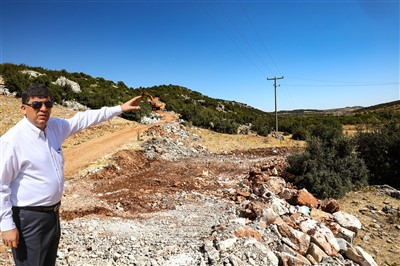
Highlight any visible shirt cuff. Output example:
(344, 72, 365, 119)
(111, 105, 123, 115)
(1, 217, 16, 232)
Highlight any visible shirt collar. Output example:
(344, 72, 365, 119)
(22, 116, 46, 139)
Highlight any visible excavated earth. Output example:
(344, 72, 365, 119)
(62, 147, 291, 220)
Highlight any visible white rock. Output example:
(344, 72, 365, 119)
(333, 211, 362, 233)
(54, 76, 81, 93)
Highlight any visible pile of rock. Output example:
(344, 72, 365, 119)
(56, 196, 237, 266)
(373, 184, 400, 200)
(208, 162, 379, 266)
(141, 113, 162, 125)
(141, 122, 207, 161)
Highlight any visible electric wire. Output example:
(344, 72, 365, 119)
(201, 3, 266, 76)
(285, 76, 398, 86)
(217, 2, 297, 111)
(217, 2, 274, 75)
(236, 1, 296, 110)
(284, 83, 398, 87)
(238, 1, 282, 77)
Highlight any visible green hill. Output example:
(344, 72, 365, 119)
(0, 63, 273, 135)
(1, 63, 398, 136)
(356, 100, 400, 113)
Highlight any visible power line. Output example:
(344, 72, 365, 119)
(217, 2, 273, 75)
(284, 83, 398, 87)
(201, 4, 266, 75)
(238, 1, 282, 77)
(285, 76, 398, 84)
(216, 3, 269, 75)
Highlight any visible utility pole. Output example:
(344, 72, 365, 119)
(267, 76, 284, 134)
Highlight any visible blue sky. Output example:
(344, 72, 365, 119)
(1, 0, 399, 112)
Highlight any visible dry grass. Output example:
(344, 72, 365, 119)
(338, 187, 400, 265)
(194, 128, 305, 153)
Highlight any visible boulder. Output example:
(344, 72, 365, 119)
(277, 252, 312, 266)
(309, 209, 333, 224)
(277, 222, 311, 255)
(342, 242, 378, 266)
(289, 189, 319, 208)
(265, 176, 287, 194)
(328, 222, 356, 243)
(333, 211, 362, 234)
(320, 198, 340, 213)
(307, 242, 328, 263)
(299, 219, 340, 256)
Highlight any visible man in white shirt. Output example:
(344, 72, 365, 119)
(0, 83, 144, 265)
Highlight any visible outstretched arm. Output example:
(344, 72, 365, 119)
(121, 95, 143, 112)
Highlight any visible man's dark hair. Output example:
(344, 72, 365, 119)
(22, 84, 51, 104)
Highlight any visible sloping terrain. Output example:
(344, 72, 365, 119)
(0, 95, 399, 265)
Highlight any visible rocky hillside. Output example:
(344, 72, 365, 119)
(0, 94, 399, 266)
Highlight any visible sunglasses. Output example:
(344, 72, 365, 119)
(24, 100, 54, 109)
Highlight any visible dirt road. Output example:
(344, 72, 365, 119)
(63, 112, 176, 178)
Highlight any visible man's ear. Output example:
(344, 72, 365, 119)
(20, 104, 27, 115)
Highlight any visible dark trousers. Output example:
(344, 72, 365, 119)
(12, 208, 61, 266)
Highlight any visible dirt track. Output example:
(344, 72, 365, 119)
(63, 112, 176, 178)
(64, 125, 150, 178)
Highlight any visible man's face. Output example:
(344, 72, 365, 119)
(21, 96, 53, 131)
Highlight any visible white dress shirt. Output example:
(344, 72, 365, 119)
(0, 106, 122, 231)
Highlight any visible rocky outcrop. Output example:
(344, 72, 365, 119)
(0, 75, 16, 96)
(20, 69, 45, 78)
(54, 76, 81, 93)
(62, 100, 88, 111)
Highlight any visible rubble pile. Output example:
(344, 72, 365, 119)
(202, 163, 379, 266)
(141, 113, 162, 125)
(141, 123, 207, 161)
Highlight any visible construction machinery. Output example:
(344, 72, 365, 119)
(141, 91, 166, 110)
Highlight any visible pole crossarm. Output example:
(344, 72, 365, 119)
(267, 76, 284, 134)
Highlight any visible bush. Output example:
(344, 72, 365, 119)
(291, 126, 309, 140)
(355, 121, 400, 189)
(287, 127, 368, 199)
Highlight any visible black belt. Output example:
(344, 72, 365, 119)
(13, 201, 61, 212)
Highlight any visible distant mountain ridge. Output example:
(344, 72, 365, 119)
(278, 106, 364, 116)
(356, 100, 400, 113)
(278, 100, 399, 116)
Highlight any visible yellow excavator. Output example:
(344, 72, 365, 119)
(141, 91, 166, 110)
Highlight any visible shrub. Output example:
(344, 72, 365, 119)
(355, 120, 400, 189)
(291, 126, 309, 140)
(287, 127, 368, 199)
